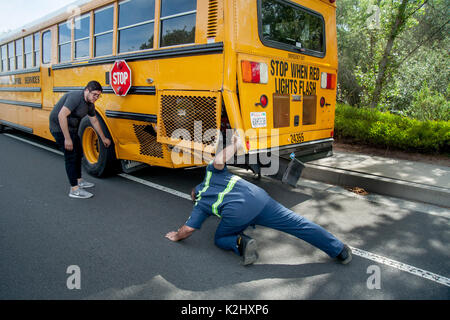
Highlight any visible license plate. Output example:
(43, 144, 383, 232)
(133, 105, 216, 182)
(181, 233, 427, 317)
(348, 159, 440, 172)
(250, 112, 267, 128)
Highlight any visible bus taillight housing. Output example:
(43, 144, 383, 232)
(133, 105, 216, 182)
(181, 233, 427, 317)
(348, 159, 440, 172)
(321, 72, 336, 89)
(241, 60, 268, 84)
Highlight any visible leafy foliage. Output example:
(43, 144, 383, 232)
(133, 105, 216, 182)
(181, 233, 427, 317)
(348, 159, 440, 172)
(335, 103, 450, 153)
(336, 0, 449, 120)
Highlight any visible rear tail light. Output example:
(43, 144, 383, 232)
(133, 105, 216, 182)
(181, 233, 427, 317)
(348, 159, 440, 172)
(320, 97, 326, 107)
(246, 140, 251, 151)
(258, 95, 268, 108)
(321, 72, 336, 89)
(241, 60, 268, 84)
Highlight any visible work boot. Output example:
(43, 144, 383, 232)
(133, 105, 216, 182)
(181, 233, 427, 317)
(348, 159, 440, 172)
(336, 244, 352, 264)
(237, 234, 258, 266)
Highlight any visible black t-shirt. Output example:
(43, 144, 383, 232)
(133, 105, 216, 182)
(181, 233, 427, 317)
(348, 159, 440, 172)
(49, 90, 96, 133)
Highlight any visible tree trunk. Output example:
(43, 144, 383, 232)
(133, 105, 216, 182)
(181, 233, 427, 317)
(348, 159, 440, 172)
(370, 0, 409, 109)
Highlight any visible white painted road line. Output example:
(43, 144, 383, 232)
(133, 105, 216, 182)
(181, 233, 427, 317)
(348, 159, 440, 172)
(118, 173, 192, 201)
(4, 132, 450, 288)
(350, 247, 450, 287)
(5, 133, 63, 156)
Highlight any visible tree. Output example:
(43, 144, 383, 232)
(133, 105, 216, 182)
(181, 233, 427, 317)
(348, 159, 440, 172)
(370, 0, 409, 109)
(336, 0, 449, 116)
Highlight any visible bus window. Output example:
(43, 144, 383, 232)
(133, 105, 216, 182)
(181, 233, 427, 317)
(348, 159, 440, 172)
(58, 21, 72, 62)
(34, 32, 40, 67)
(94, 5, 114, 57)
(24, 35, 33, 68)
(75, 13, 90, 59)
(118, 0, 155, 53)
(42, 31, 52, 64)
(259, 0, 325, 56)
(160, 0, 196, 47)
(7, 42, 14, 70)
(1, 45, 6, 72)
(15, 39, 23, 70)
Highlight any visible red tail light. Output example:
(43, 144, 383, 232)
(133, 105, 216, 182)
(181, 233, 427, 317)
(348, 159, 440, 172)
(321, 72, 336, 90)
(241, 60, 268, 84)
(260, 95, 268, 107)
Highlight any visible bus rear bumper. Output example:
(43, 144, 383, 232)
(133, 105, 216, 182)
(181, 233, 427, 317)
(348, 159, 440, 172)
(235, 138, 334, 187)
(260, 137, 334, 163)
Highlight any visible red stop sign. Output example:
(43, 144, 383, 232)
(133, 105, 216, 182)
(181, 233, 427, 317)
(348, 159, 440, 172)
(110, 60, 132, 96)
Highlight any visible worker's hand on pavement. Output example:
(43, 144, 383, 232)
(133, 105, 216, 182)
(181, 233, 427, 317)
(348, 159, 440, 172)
(165, 231, 179, 242)
(165, 225, 195, 241)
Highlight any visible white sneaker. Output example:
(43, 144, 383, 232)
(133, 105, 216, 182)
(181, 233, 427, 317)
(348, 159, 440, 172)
(69, 188, 93, 199)
(78, 179, 95, 188)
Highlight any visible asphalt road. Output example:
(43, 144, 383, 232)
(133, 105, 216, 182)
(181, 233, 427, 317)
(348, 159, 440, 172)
(0, 129, 449, 300)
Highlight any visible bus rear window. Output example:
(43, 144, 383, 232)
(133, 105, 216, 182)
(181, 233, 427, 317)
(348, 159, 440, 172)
(259, 0, 325, 56)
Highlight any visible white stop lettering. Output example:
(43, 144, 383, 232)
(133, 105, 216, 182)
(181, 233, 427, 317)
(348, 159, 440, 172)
(113, 72, 129, 85)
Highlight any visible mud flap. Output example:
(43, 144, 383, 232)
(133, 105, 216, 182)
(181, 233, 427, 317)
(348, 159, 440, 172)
(120, 160, 148, 174)
(269, 155, 305, 187)
(282, 157, 305, 187)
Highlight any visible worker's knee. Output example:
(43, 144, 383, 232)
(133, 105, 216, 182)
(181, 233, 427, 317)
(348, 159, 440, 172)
(214, 234, 238, 252)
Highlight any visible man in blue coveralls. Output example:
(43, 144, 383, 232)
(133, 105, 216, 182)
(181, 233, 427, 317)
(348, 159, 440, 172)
(165, 133, 352, 265)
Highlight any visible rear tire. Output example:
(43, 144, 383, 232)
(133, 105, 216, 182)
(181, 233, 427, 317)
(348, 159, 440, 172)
(79, 115, 118, 177)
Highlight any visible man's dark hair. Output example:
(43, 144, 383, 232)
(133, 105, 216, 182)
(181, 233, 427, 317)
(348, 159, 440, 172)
(85, 80, 103, 92)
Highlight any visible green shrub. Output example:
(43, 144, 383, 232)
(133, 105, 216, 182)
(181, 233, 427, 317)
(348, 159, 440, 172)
(406, 82, 450, 121)
(335, 104, 450, 153)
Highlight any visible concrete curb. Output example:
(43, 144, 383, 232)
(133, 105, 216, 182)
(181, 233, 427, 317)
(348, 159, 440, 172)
(302, 163, 450, 208)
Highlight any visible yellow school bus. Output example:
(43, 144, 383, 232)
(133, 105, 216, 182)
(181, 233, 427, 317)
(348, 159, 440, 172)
(0, 0, 337, 183)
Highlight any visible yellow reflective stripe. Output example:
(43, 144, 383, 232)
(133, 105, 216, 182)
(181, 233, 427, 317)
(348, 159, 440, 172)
(212, 175, 241, 217)
(195, 170, 212, 206)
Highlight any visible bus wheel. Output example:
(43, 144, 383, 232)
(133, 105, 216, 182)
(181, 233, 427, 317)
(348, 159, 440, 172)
(79, 116, 118, 177)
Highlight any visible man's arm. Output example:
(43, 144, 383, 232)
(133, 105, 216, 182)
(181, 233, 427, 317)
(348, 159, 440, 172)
(89, 115, 111, 148)
(165, 225, 196, 242)
(213, 132, 243, 170)
(58, 106, 74, 151)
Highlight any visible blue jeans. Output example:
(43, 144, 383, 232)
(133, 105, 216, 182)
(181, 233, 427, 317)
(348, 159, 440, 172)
(214, 197, 344, 258)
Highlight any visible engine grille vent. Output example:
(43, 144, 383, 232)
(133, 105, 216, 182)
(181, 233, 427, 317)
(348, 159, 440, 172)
(133, 124, 164, 158)
(157, 92, 221, 153)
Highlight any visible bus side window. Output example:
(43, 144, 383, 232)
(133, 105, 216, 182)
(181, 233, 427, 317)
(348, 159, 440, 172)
(1, 45, 7, 72)
(42, 31, 52, 64)
(33, 32, 40, 67)
(8, 42, 15, 70)
(118, 0, 155, 53)
(15, 39, 23, 70)
(24, 35, 33, 68)
(94, 5, 114, 57)
(58, 21, 71, 62)
(74, 13, 90, 59)
(160, 0, 196, 47)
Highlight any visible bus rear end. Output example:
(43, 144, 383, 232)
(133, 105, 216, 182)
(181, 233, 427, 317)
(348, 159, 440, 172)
(229, 0, 337, 183)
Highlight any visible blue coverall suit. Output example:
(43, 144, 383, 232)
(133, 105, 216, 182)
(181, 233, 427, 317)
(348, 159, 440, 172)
(186, 163, 344, 258)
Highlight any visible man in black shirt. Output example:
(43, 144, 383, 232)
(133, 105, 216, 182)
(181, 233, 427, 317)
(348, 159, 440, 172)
(49, 81, 111, 199)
